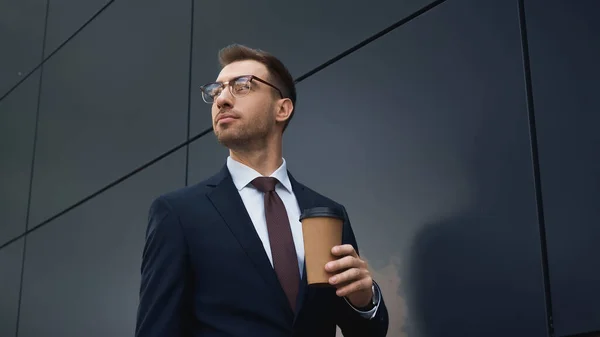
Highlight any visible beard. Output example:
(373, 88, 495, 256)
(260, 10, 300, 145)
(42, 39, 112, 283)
(214, 114, 273, 151)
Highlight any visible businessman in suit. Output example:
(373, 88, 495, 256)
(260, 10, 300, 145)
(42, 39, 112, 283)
(135, 44, 388, 337)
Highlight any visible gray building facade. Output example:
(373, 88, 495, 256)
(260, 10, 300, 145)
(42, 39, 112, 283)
(1, 0, 599, 336)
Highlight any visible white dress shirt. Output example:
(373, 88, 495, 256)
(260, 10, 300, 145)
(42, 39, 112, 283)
(226, 156, 380, 319)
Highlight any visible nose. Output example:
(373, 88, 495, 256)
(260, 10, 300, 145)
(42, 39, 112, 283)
(215, 86, 234, 110)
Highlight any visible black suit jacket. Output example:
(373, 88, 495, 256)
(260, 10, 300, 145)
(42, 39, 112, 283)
(135, 165, 389, 337)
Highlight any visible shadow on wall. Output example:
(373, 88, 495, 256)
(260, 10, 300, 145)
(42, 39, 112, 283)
(402, 115, 548, 337)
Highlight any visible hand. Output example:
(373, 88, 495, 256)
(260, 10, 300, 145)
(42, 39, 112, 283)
(325, 244, 373, 308)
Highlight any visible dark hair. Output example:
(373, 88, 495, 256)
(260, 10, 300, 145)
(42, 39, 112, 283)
(218, 44, 297, 131)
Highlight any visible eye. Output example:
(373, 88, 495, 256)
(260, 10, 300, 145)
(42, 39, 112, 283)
(205, 83, 223, 97)
(232, 77, 251, 94)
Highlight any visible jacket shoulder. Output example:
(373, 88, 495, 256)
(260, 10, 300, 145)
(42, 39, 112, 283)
(151, 169, 223, 210)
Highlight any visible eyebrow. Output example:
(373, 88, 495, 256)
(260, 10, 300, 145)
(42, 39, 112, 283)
(215, 75, 241, 82)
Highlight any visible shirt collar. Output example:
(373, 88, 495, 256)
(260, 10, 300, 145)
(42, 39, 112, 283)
(226, 156, 293, 193)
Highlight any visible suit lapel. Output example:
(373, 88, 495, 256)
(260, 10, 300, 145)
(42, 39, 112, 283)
(206, 166, 294, 319)
(289, 172, 344, 324)
(288, 172, 317, 318)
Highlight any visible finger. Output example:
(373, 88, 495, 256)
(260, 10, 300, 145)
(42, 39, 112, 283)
(335, 277, 372, 297)
(329, 267, 362, 286)
(331, 244, 358, 257)
(325, 255, 362, 273)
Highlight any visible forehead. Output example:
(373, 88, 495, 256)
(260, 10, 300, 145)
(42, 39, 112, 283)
(216, 60, 270, 82)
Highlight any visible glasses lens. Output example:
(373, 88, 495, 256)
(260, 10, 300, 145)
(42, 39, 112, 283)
(201, 83, 222, 103)
(231, 76, 251, 96)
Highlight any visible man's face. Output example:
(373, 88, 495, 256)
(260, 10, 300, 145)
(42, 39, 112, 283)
(210, 60, 279, 149)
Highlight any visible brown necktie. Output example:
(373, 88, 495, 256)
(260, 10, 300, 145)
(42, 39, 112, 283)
(251, 177, 300, 311)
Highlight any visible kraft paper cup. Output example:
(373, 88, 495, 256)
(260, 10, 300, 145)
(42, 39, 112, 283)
(300, 207, 345, 286)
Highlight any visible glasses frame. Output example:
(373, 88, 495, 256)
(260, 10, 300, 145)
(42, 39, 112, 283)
(200, 75, 284, 104)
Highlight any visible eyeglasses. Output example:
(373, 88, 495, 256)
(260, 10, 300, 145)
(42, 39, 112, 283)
(200, 75, 283, 104)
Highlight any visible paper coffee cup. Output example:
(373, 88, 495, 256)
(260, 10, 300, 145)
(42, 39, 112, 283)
(300, 207, 345, 286)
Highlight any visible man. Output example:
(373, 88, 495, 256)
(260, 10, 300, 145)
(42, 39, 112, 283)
(135, 44, 389, 337)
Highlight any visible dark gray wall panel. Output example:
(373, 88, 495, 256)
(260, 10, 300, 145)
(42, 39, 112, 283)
(0, 0, 46, 99)
(0, 239, 24, 337)
(187, 134, 230, 185)
(525, 1, 600, 336)
(43, 0, 110, 56)
(189, 0, 434, 136)
(0, 71, 39, 245)
(281, 1, 548, 336)
(18, 149, 185, 337)
(28, 0, 190, 227)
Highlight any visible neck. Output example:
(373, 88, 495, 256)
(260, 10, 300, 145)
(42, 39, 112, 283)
(229, 134, 284, 176)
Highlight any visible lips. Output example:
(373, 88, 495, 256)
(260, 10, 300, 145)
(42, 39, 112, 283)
(216, 113, 238, 124)
(218, 117, 236, 124)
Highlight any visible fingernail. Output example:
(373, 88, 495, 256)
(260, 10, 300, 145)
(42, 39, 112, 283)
(330, 276, 337, 284)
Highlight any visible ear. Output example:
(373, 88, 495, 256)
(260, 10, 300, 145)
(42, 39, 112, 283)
(275, 98, 294, 123)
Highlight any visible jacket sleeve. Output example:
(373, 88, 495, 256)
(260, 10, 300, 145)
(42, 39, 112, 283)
(334, 206, 389, 337)
(135, 196, 192, 337)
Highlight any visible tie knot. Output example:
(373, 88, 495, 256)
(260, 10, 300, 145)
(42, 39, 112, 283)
(251, 177, 278, 193)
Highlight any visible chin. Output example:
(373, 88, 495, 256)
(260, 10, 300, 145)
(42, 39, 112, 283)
(215, 130, 241, 147)
(218, 131, 267, 150)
